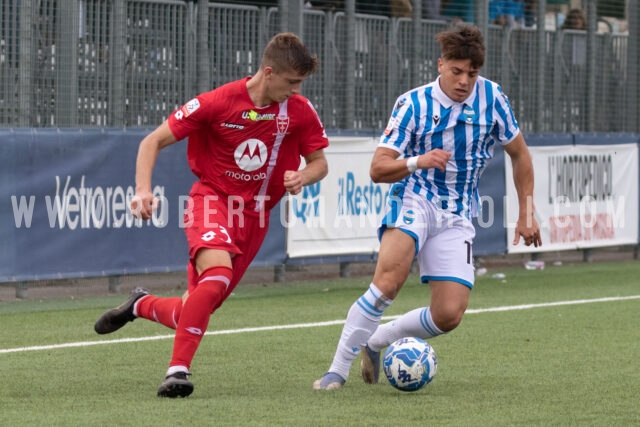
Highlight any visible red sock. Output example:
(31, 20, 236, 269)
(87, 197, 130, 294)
(136, 296, 183, 330)
(169, 266, 233, 370)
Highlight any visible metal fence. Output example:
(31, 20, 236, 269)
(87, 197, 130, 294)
(1, 0, 638, 132)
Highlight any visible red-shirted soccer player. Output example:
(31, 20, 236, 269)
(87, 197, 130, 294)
(94, 33, 329, 398)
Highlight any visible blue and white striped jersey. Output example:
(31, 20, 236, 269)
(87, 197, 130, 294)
(379, 75, 520, 219)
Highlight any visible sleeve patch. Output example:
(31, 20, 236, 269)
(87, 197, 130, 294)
(176, 98, 200, 120)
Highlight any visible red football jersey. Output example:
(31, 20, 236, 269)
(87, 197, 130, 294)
(167, 77, 329, 212)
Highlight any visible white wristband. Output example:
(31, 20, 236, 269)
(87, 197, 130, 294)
(406, 156, 419, 173)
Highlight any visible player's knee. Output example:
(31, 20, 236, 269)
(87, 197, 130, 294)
(373, 281, 403, 300)
(372, 274, 407, 300)
(431, 307, 465, 332)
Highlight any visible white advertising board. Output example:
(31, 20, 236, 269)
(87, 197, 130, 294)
(505, 144, 639, 253)
(285, 137, 390, 258)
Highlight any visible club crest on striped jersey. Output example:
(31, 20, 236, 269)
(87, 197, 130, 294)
(463, 106, 476, 123)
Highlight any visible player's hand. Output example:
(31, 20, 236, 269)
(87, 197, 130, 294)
(419, 149, 451, 172)
(131, 190, 158, 220)
(284, 170, 303, 195)
(513, 215, 542, 247)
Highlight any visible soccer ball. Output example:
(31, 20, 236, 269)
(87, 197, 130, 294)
(383, 337, 437, 392)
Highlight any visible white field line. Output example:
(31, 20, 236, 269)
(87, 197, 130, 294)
(2, 295, 639, 355)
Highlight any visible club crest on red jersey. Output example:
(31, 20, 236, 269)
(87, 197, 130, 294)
(277, 115, 289, 134)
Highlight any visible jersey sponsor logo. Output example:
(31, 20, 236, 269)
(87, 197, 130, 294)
(227, 139, 269, 181)
(224, 170, 267, 181)
(221, 122, 245, 130)
(234, 139, 268, 172)
(242, 110, 276, 121)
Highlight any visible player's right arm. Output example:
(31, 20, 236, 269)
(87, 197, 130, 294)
(131, 121, 179, 220)
(369, 147, 450, 184)
(372, 92, 450, 183)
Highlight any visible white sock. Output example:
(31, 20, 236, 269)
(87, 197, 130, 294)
(132, 295, 149, 318)
(166, 365, 189, 376)
(327, 283, 393, 380)
(367, 306, 444, 352)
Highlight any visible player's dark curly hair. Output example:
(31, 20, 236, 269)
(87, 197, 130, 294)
(436, 24, 485, 69)
(261, 32, 319, 76)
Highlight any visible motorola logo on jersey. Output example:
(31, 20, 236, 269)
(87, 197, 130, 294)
(226, 139, 269, 182)
(234, 139, 268, 172)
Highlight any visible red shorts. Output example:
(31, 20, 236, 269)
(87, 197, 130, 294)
(183, 182, 270, 297)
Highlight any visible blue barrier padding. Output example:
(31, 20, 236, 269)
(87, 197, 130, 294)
(0, 128, 285, 282)
(1, 129, 637, 282)
(473, 146, 507, 256)
(523, 133, 574, 146)
(573, 133, 640, 145)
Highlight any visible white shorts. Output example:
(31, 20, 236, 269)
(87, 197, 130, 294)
(380, 183, 476, 288)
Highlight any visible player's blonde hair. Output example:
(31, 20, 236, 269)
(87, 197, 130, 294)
(261, 32, 319, 76)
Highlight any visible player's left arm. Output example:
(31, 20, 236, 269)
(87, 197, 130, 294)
(503, 132, 542, 247)
(284, 149, 328, 195)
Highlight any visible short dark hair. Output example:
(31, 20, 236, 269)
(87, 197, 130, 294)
(436, 24, 485, 70)
(561, 8, 586, 30)
(261, 32, 319, 76)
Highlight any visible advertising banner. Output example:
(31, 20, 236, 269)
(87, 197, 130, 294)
(5, 129, 636, 281)
(0, 129, 285, 282)
(505, 144, 639, 253)
(286, 137, 390, 258)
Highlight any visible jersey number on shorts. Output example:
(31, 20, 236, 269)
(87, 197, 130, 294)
(201, 226, 232, 244)
(464, 240, 472, 265)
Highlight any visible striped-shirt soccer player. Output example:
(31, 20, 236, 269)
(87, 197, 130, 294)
(380, 75, 519, 220)
(315, 23, 542, 391)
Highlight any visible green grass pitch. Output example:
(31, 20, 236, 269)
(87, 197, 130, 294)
(1, 260, 639, 426)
